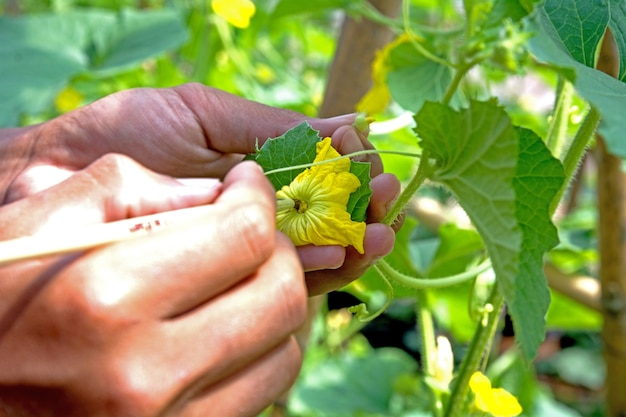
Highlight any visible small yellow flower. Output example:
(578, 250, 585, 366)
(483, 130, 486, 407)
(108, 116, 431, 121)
(469, 372, 522, 417)
(211, 0, 256, 29)
(356, 33, 420, 115)
(276, 138, 366, 254)
(54, 86, 83, 113)
(432, 336, 454, 388)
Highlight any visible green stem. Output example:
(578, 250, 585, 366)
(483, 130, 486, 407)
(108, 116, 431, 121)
(402, 0, 453, 68)
(375, 258, 491, 289)
(550, 106, 601, 215)
(445, 285, 504, 417)
(441, 61, 477, 106)
(545, 76, 574, 159)
(416, 290, 443, 417)
(383, 150, 432, 226)
(262, 149, 422, 177)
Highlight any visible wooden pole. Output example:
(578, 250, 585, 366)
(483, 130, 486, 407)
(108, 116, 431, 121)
(596, 30, 626, 417)
(318, 0, 401, 117)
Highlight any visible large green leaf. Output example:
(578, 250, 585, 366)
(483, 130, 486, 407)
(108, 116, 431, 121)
(416, 99, 521, 307)
(90, 8, 188, 76)
(608, 0, 626, 82)
(290, 348, 418, 415)
(542, 0, 609, 68)
(511, 127, 565, 356)
(386, 42, 453, 112)
(0, 8, 187, 127)
(529, 3, 626, 157)
(416, 100, 561, 359)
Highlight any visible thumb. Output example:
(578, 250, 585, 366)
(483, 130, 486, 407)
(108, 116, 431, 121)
(173, 84, 357, 154)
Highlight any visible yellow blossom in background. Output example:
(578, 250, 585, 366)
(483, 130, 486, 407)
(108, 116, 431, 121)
(276, 137, 366, 254)
(432, 336, 454, 388)
(54, 86, 83, 113)
(356, 33, 420, 115)
(211, 0, 255, 29)
(469, 372, 522, 417)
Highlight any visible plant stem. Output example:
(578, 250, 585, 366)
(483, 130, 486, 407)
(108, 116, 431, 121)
(445, 285, 504, 417)
(545, 76, 574, 160)
(550, 106, 601, 215)
(375, 258, 491, 289)
(416, 290, 444, 417)
(383, 150, 432, 226)
(401, 0, 453, 68)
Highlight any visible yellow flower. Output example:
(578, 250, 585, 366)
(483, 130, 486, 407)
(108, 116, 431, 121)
(276, 137, 366, 254)
(469, 372, 522, 417)
(54, 86, 83, 113)
(211, 0, 256, 29)
(356, 33, 420, 115)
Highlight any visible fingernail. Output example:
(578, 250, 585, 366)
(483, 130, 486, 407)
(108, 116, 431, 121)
(175, 178, 222, 199)
(176, 177, 222, 189)
(325, 113, 356, 123)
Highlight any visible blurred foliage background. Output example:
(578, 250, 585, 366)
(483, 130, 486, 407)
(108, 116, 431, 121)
(0, 1, 617, 417)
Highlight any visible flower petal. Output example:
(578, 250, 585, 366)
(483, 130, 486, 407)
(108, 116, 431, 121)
(276, 138, 367, 254)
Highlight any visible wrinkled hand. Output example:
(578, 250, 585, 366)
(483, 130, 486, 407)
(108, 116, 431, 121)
(0, 83, 400, 294)
(0, 157, 306, 417)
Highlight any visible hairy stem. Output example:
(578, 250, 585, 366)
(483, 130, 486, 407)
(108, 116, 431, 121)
(550, 106, 601, 215)
(445, 285, 504, 417)
(383, 150, 432, 226)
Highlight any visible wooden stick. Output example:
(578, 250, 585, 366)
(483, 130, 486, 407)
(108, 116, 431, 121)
(0, 204, 215, 267)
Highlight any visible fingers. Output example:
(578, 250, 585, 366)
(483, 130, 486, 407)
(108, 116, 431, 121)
(178, 337, 302, 417)
(367, 173, 402, 224)
(330, 125, 384, 177)
(157, 234, 306, 396)
(85, 233, 306, 416)
(304, 223, 396, 295)
(0, 153, 221, 239)
(63, 161, 278, 318)
(301, 173, 401, 294)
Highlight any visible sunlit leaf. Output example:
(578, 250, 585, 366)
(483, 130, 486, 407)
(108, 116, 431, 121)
(529, 3, 626, 156)
(542, 0, 609, 68)
(290, 348, 418, 415)
(416, 100, 562, 359)
(511, 127, 565, 357)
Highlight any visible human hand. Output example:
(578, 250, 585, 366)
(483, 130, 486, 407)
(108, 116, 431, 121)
(1, 83, 400, 294)
(0, 156, 307, 417)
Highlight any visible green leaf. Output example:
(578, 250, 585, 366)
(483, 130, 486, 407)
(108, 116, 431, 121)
(542, 0, 609, 68)
(529, 6, 626, 157)
(386, 42, 453, 112)
(608, 0, 626, 81)
(511, 127, 565, 357)
(416, 99, 522, 340)
(290, 348, 418, 415)
(426, 224, 484, 278)
(251, 122, 320, 189)
(416, 100, 561, 359)
(347, 161, 373, 222)
(485, 0, 535, 28)
(0, 8, 187, 127)
(91, 8, 188, 76)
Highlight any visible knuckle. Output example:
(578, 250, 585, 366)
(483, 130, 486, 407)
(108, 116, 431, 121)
(100, 353, 168, 417)
(230, 204, 275, 261)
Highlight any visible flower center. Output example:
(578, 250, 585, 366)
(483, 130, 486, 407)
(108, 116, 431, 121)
(294, 198, 308, 214)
